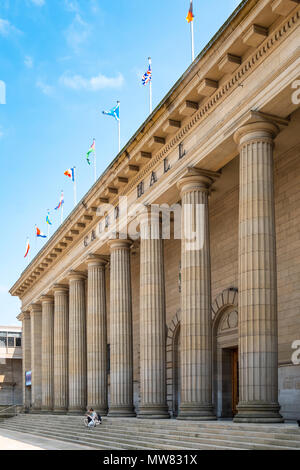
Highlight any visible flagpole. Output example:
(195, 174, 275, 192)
(148, 57, 152, 114)
(61, 192, 64, 225)
(190, 20, 195, 62)
(74, 167, 77, 207)
(117, 101, 120, 152)
(93, 143, 97, 183)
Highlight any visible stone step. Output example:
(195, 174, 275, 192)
(10, 415, 300, 440)
(1, 420, 299, 451)
(0, 422, 241, 450)
(3, 418, 300, 449)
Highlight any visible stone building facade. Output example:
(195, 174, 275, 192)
(0, 327, 22, 406)
(11, 0, 300, 422)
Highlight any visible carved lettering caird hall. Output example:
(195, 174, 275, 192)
(84, 142, 186, 247)
(137, 142, 185, 198)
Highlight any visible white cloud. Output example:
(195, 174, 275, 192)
(30, 0, 45, 5)
(65, 13, 90, 52)
(64, 0, 79, 13)
(0, 18, 21, 36)
(36, 79, 54, 95)
(24, 55, 34, 68)
(60, 72, 124, 91)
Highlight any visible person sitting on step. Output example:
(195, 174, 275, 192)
(86, 408, 98, 428)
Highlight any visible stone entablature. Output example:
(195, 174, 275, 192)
(10, 0, 300, 303)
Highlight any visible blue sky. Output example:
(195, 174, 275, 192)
(0, 0, 241, 325)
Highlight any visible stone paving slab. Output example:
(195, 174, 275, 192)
(0, 429, 95, 450)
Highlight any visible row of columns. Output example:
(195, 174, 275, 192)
(20, 117, 283, 422)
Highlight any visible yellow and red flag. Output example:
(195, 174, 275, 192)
(24, 238, 30, 258)
(186, 0, 194, 23)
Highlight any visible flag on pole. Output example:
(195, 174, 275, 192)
(35, 226, 47, 238)
(55, 191, 64, 211)
(142, 64, 152, 86)
(65, 167, 77, 205)
(64, 167, 75, 181)
(24, 239, 30, 258)
(102, 102, 120, 121)
(46, 211, 52, 225)
(186, 0, 194, 22)
(86, 140, 95, 166)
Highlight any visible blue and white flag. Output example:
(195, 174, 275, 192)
(102, 102, 120, 121)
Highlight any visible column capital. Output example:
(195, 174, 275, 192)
(29, 303, 42, 314)
(52, 284, 69, 294)
(234, 120, 280, 147)
(40, 295, 54, 304)
(108, 238, 132, 251)
(177, 167, 220, 195)
(85, 253, 108, 268)
(67, 270, 87, 282)
(18, 310, 30, 321)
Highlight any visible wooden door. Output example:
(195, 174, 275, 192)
(232, 348, 239, 416)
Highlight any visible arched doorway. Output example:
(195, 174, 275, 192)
(166, 288, 239, 419)
(166, 310, 181, 418)
(212, 288, 239, 418)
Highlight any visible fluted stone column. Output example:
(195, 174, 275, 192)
(68, 271, 87, 414)
(108, 239, 135, 417)
(234, 118, 283, 423)
(139, 208, 169, 418)
(53, 285, 69, 413)
(30, 303, 42, 411)
(177, 168, 219, 420)
(19, 311, 31, 411)
(41, 295, 54, 412)
(86, 255, 108, 415)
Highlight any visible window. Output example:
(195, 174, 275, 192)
(7, 332, 21, 348)
(0, 333, 6, 348)
(1, 332, 22, 348)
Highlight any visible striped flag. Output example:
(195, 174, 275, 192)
(86, 140, 95, 166)
(186, 0, 194, 23)
(55, 191, 64, 211)
(35, 226, 47, 239)
(64, 167, 75, 182)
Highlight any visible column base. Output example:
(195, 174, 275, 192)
(41, 408, 54, 414)
(108, 406, 136, 417)
(138, 405, 170, 419)
(177, 404, 217, 421)
(87, 405, 108, 416)
(234, 403, 284, 423)
(53, 408, 68, 414)
(31, 408, 42, 414)
(67, 407, 87, 415)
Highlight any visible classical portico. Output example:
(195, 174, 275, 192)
(13, 0, 300, 422)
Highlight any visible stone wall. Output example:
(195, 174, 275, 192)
(0, 358, 22, 405)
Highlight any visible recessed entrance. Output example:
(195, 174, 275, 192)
(173, 325, 181, 417)
(213, 307, 239, 418)
(232, 347, 239, 416)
